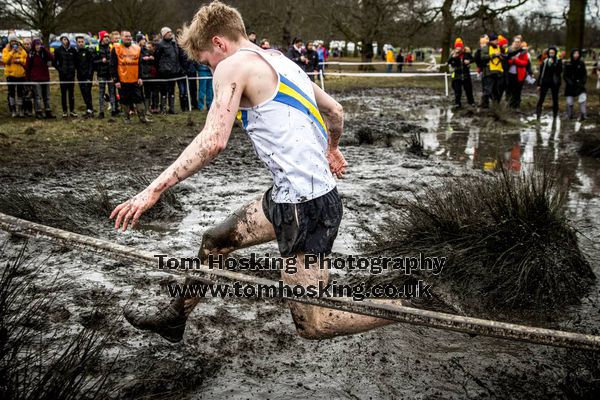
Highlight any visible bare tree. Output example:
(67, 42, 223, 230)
(0, 0, 90, 43)
(321, 0, 412, 65)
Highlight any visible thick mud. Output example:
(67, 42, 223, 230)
(1, 87, 599, 398)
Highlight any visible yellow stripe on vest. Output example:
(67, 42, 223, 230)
(278, 83, 328, 135)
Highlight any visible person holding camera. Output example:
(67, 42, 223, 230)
(25, 38, 55, 119)
(448, 38, 475, 108)
(479, 33, 503, 109)
(2, 33, 28, 117)
(535, 46, 562, 120)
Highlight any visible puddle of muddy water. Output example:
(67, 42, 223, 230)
(1, 87, 599, 399)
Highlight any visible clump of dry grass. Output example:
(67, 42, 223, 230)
(0, 241, 117, 399)
(364, 162, 594, 312)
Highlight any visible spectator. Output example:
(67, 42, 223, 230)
(563, 48, 587, 120)
(260, 39, 270, 50)
(506, 37, 529, 110)
(95, 31, 116, 118)
(155, 26, 181, 114)
(110, 30, 149, 123)
(305, 41, 319, 81)
(385, 47, 395, 73)
(395, 50, 404, 72)
(535, 46, 562, 120)
(448, 38, 475, 108)
(196, 64, 213, 111)
(316, 42, 328, 74)
(140, 37, 159, 114)
(25, 38, 55, 119)
(53, 35, 78, 117)
(110, 31, 121, 47)
(497, 35, 509, 102)
(21, 38, 34, 117)
(248, 31, 257, 44)
(178, 47, 196, 111)
(287, 38, 307, 71)
(480, 33, 503, 109)
(473, 34, 488, 88)
(75, 35, 95, 117)
(2, 34, 28, 118)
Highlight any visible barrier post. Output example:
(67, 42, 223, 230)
(185, 76, 192, 112)
(444, 72, 449, 97)
(319, 69, 325, 91)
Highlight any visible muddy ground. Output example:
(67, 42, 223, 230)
(1, 86, 600, 399)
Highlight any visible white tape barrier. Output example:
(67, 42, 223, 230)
(323, 71, 447, 77)
(320, 61, 437, 66)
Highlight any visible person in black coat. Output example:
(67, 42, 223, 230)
(94, 33, 116, 118)
(139, 36, 158, 114)
(396, 50, 404, 72)
(53, 35, 78, 116)
(75, 36, 95, 116)
(535, 46, 562, 120)
(448, 39, 475, 108)
(305, 41, 319, 81)
(155, 27, 182, 114)
(563, 48, 587, 120)
(287, 38, 307, 71)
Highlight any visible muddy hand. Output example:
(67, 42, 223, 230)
(110, 187, 160, 232)
(327, 147, 348, 179)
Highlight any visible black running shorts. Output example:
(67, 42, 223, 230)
(262, 187, 343, 258)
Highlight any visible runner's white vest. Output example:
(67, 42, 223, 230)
(236, 48, 336, 203)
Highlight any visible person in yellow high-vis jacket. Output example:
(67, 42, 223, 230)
(2, 33, 28, 117)
(386, 48, 395, 72)
(479, 33, 503, 108)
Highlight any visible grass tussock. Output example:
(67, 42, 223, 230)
(0, 186, 114, 234)
(0, 174, 185, 232)
(405, 132, 428, 157)
(0, 241, 117, 399)
(365, 162, 594, 312)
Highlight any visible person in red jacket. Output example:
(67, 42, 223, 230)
(25, 39, 55, 119)
(506, 37, 529, 110)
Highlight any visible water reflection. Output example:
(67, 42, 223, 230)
(338, 90, 600, 214)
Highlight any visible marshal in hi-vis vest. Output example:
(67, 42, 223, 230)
(488, 46, 503, 73)
(115, 44, 140, 83)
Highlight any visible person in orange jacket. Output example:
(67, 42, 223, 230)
(110, 30, 150, 123)
(2, 33, 28, 117)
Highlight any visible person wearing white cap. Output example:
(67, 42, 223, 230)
(155, 26, 182, 114)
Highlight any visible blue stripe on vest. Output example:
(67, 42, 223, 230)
(278, 73, 318, 108)
(273, 92, 328, 140)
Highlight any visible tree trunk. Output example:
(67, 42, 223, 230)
(566, 0, 586, 52)
(439, 0, 455, 73)
(360, 39, 374, 71)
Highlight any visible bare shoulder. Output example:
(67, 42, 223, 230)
(213, 50, 262, 79)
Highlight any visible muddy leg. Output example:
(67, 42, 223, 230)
(179, 196, 277, 316)
(282, 254, 401, 340)
(125, 195, 276, 341)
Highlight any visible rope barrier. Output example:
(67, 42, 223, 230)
(0, 212, 599, 351)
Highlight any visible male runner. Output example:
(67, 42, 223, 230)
(111, 1, 396, 342)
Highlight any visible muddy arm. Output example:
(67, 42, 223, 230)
(312, 82, 344, 148)
(146, 62, 243, 194)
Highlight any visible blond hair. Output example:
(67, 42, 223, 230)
(179, 1, 247, 60)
